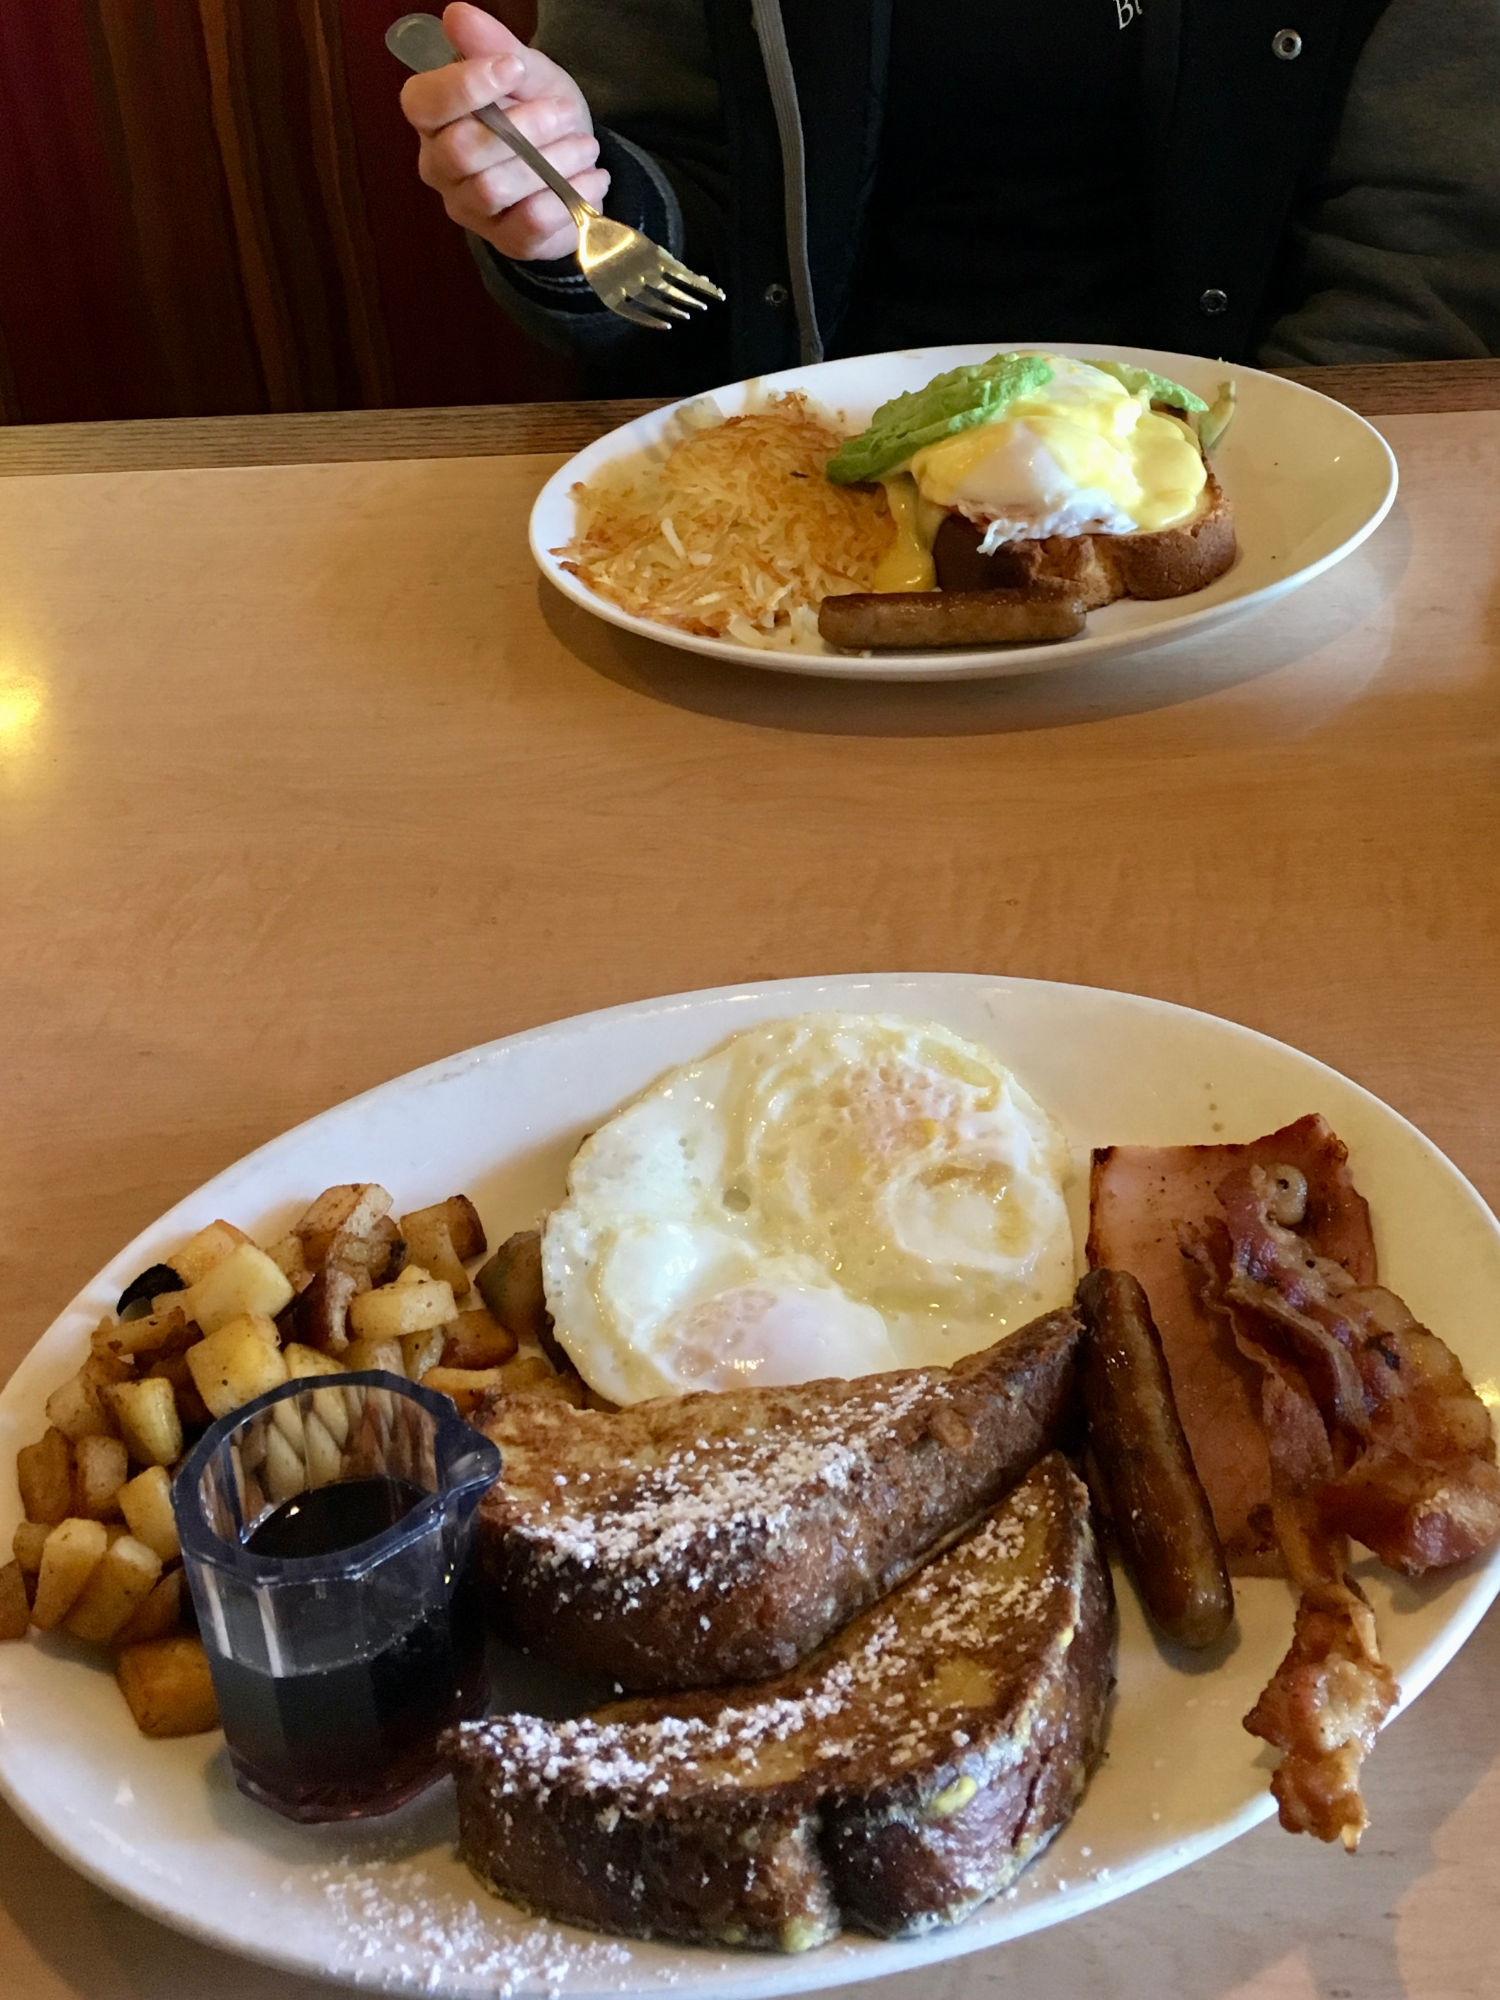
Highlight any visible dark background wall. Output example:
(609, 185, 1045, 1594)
(0, 1, 575, 423)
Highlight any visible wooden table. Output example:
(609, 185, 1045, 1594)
(2, 358, 1498, 2000)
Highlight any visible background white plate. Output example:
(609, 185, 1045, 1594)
(529, 344, 1399, 682)
(3, 974, 1496, 1999)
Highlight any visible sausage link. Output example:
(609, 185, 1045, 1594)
(1077, 1267, 1234, 1648)
(817, 587, 1085, 652)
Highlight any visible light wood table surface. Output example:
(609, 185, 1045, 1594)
(2, 359, 1499, 2000)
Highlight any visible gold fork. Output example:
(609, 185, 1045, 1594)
(387, 13, 725, 331)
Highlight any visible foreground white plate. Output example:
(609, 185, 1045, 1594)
(2, 974, 1497, 1999)
(530, 344, 1399, 682)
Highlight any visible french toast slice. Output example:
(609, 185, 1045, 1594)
(933, 469, 1237, 608)
(476, 1308, 1081, 1690)
(450, 1454, 1115, 1951)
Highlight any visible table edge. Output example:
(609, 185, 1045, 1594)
(1, 360, 1496, 476)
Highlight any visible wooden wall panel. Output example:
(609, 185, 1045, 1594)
(0, 1, 575, 422)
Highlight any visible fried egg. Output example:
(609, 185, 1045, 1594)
(541, 1015, 1074, 1404)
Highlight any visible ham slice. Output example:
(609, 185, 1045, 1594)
(1088, 1115, 1374, 1572)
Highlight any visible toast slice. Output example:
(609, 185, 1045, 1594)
(476, 1308, 1081, 1691)
(933, 469, 1237, 608)
(450, 1454, 1114, 1951)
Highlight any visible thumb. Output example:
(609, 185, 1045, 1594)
(440, 3, 565, 106)
(440, 4, 525, 63)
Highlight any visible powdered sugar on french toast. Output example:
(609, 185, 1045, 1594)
(498, 1373, 941, 1581)
(458, 1481, 1055, 1807)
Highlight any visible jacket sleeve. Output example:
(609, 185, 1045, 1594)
(471, 0, 733, 389)
(1259, 0, 1500, 363)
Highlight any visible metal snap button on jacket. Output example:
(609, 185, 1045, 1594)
(1272, 28, 1304, 58)
(763, 282, 790, 306)
(1199, 288, 1230, 315)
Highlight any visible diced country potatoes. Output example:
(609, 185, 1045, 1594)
(167, 1219, 253, 1287)
(400, 1325, 446, 1382)
(0, 1562, 30, 1641)
(293, 1261, 364, 1354)
(107, 1377, 185, 1467)
(343, 1336, 405, 1376)
(65, 1535, 163, 1644)
(93, 1302, 194, 1365)
(6, 1177, 563, 1744)
(186, 1314, 288, 1419)
(114, 1566, 185, 1649)
(292, 1183, 392, 1267)
(144, 1350, 212, 1430)
(349, 1273, 456, 1343)
(441, 1306, 518, 1371)
(262, 1231, 313, 1291)
(118, 1465, 181, 1562)
(182, 1244, 294, 1335)
(87, 1350, 137, 1388)
(281, 1341, 345, 1381)
(12, 1521, 50, 1578)
(326, 1216, 403, 1283)
(434, 1195, 486, 1261)
(45, 1364, 120, 1443)
(115, 1634, 220, 1737)
(475, 1230, 553, 1350)
(73, 1433, 130, 1520)
(419, 1353, 580, 1417)
(32, 1518, 110, 1629)
(400, 1196, 486, 1300)
(417, 1366, 512, 1417)
(18, 1428, 73, 1525)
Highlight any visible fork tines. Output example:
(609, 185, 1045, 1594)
(660, 253, 726, 302)
(614, 298, 680, 331)
(621, 270, 724, 332)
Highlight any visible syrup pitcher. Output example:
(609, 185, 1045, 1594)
(174, 1372, 500, 1821)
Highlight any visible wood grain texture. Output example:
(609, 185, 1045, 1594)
(0, 0, 574, 423)
(0, 359, 1497, 475)
(1, 408, 1498, 1999)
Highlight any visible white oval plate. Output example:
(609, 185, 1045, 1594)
(2, 974, 1496, 1999)
(529, 343, 1399, 682)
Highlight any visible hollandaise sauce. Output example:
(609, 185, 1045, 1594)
(873, 475, 943, 591)
(869, 359, 1207, 589)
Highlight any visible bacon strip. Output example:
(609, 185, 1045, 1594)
(1219, 1162, 1500, 1573)
(1241, 1495, 1397, 1850)
(1206, 1158, 1500, 1843)
(1184, 1217, 1401, 1844)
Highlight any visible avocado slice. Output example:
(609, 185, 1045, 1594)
(1090, 360, 1209, 415)
(826, 352, 1054, 485)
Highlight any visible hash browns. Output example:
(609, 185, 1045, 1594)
(560, 396, 892, 651)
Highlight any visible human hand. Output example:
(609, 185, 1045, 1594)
(400, 2, 608, 262)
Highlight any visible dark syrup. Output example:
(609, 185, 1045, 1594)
(214, 1477, 485, 1822)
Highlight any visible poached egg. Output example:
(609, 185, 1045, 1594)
(873, 354, 1208, 592)
(541, 1014, 1074, 1405)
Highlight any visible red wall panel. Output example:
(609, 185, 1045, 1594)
(0, 1, 574, 422)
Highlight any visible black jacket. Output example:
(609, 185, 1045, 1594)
(477, 0, 1499, 394)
